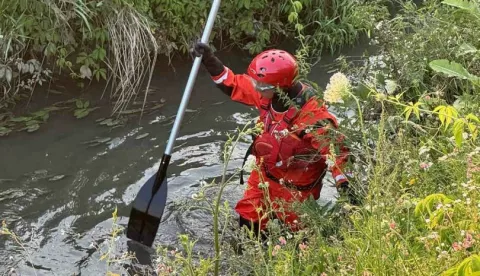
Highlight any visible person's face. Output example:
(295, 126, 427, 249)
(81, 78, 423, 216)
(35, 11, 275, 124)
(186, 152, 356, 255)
(250, 78, 276, 99)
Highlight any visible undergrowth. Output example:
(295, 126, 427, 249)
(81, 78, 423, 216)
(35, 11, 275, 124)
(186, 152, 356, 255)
(149, 0, 480, 275)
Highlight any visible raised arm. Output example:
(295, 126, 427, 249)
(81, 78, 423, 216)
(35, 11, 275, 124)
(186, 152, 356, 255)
(191, 42, 261, 108)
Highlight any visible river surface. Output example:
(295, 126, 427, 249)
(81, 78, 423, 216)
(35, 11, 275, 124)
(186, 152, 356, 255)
(0, 40, 372, 275)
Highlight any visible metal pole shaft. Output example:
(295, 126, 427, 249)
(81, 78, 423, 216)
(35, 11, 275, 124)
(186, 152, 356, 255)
(164, 0, 222, 155)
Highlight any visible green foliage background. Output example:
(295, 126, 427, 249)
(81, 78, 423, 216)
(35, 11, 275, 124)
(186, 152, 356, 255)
(0, 0, 389, 108)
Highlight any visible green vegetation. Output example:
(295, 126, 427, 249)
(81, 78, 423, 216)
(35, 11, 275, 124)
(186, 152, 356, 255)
(2, 0, 480, 275)
(0, 0, 387, 113)
(150, 0, 480, 275)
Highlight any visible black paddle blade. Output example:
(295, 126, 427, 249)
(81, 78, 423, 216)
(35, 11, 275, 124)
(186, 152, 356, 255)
(126, 172, 168, 247)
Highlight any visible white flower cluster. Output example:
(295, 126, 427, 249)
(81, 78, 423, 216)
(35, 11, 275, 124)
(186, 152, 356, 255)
(324, 72, 351, 103)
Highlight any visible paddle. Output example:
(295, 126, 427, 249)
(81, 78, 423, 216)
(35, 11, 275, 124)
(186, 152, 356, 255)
(126, 0, 222, 247)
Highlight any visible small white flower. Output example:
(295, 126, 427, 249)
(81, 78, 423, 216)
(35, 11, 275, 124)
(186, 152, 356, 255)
(419, 146, 430, 156)
(384, 79, 398, 94)
(244, 155, 257, 171)
(438, 155, 448, 161)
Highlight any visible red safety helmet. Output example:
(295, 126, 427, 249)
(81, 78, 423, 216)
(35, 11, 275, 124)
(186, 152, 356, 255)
(247, 49, 298, 88)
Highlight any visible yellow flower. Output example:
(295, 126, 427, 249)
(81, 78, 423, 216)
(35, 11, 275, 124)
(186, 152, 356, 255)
(409, 178, 416, 185)
(323, 72, 351, 103)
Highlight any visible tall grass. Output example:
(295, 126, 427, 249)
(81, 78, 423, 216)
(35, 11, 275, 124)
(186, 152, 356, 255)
(104, 6, 158, 116)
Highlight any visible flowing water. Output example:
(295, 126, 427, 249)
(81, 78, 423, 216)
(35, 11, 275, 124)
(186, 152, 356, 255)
(0, 40, 372, 275)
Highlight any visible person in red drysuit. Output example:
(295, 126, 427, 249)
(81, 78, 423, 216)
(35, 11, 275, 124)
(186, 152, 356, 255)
(191, 42, 355, 238)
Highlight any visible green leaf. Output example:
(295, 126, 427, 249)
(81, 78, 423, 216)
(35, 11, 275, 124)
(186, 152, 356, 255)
(354, 83, 370, 100)
(74, 107, 98, 119)
(429, 59, 473, 80)
(466, 113, 480, 122)
(99, 69, 106, 80)
(42, 113, 49, 122)
(457, 256, 471, 276)
(471, 255, 480, 271)
(434, 106, 445, 124)
(293, 1, 303, 12)
(5, 67, 12, 83)
(76, 100, 83, 109)
(76, 52, 88, 64)
(99, 118, 113, 125)
(413, 102, 423, 119)
(0, 126, 11, 136)
(26, 119, 41, 126)
(32, 110, 48, 118)
(442, 0, 478, 12)
(26, 124, 40, 132)
(434, 105, 458, 129)
(10, 116, 32, 122)
(458, 43, 478, 56)
(84, 101, 90, 109)
(74, 109, 90, 119)
(453, 119, 465, 146)
(404, 106, 413, 121)
(442, 266, 457, 276)
(446, 106, 459, 127)
(288, 12, 298, 23)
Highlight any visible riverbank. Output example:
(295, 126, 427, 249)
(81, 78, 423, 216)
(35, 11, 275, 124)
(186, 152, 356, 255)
(0, 0, 390, 119)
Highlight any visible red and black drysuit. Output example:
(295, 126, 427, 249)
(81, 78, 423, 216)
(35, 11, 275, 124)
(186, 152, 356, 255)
(199, 50, 352, 233)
